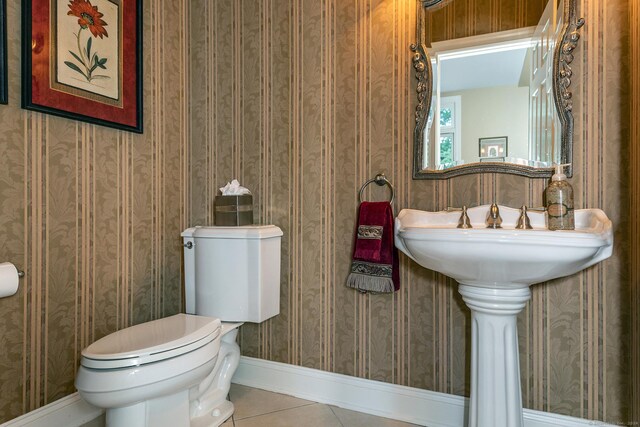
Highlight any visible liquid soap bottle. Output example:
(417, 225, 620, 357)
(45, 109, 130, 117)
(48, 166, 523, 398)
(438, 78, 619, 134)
(545, 164, 574, 230)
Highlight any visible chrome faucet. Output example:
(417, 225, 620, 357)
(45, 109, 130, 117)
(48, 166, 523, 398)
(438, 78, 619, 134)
(486, 203, 502, 229)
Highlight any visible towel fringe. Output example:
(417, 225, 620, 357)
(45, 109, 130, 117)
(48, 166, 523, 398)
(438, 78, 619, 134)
(346, 272, 395, 294)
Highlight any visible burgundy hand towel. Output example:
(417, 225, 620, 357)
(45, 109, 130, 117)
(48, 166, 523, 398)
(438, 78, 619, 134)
(346, 201, 399, 293)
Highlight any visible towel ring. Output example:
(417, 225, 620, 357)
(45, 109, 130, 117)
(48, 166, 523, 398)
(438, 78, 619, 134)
(358, 174, 395, 204)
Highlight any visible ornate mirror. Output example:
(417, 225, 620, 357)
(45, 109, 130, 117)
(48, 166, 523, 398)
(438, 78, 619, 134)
(412, 0, 584, 179)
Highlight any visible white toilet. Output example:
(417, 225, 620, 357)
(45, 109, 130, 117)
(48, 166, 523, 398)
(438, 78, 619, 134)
(75, 225, 283, 427)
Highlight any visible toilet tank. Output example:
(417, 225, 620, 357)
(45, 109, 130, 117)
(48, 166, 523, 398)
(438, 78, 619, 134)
(181, 225, 282, 323)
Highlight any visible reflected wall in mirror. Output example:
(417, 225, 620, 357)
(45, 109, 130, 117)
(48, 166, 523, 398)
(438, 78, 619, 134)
(412, 0, 584, 179)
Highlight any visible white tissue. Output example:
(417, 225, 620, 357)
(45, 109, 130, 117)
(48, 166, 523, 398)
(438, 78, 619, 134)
(0, 262, 19, 298)
(219, 179, 251, 196)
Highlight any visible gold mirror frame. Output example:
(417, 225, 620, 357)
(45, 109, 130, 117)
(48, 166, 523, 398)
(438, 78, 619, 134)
(411, 0, 584, 180)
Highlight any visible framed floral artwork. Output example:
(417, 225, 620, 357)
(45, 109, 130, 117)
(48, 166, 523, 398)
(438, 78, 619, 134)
(22, 0, 142, 132)
(1, 0, 7, 104)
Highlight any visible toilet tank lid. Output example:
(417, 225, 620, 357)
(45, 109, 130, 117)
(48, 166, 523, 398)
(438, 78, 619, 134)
(182, 225, 283, 239)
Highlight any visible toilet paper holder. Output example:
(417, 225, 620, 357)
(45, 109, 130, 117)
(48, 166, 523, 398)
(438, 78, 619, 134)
(0, 263, 24, 299)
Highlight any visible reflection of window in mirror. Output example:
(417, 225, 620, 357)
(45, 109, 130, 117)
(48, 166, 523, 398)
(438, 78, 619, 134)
(529, 0, 562, 166)
(437, 96, 461, 167)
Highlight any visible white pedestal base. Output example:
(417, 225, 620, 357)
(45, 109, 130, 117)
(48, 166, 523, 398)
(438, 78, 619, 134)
(458, 284, 531, 427)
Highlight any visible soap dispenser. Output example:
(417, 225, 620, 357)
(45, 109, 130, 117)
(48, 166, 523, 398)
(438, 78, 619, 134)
(545, 164, 574, 230)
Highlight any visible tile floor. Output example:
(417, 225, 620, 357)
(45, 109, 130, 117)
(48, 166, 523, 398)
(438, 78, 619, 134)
(82, 383, 421, 427)
(221, 384, 419, 427)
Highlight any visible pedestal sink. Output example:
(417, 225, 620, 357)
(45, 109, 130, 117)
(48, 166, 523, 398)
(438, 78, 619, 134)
(394, 205, 613, 427)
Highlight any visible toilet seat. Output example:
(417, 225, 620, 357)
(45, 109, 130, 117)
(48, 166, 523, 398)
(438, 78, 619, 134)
(81, 314, 221, 369)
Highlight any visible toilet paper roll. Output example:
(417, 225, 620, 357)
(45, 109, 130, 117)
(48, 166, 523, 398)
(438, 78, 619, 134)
(0, 263, 20, 299)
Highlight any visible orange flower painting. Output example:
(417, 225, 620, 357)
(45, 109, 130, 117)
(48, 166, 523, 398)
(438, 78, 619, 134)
(24, 0, 141, 132)
(64, 0, 109, 82)
(67, 0, 108, 38)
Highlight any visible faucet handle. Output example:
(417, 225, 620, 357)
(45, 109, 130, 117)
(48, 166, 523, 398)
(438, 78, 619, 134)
(457, 206, 472, 229)
(446, 206, 472, 228)
(515, 205, 533, 230)
(486, 203, 503, 229)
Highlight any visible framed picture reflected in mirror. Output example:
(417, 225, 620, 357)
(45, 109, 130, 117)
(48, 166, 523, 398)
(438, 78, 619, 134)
(479, 136, 508, 159)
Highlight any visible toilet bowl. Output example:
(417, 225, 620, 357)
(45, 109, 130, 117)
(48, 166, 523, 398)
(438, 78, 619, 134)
(75, 225, 282, 427)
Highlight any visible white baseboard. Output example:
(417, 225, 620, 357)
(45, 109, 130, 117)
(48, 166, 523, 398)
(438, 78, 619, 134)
(233, 356, 614, 427)
(0, 357, 615, 427)
(0, 393, 102, 427)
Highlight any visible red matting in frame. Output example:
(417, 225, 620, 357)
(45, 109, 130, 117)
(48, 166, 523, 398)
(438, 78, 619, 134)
(28, 0, 140, 131)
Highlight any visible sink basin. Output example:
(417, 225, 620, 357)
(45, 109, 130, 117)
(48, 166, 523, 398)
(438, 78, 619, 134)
(395, 205, 613, 286)
(394, 205, 613, 427)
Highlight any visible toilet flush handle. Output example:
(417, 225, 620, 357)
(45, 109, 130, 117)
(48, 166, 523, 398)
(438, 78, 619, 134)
(184, 241, 193, 249)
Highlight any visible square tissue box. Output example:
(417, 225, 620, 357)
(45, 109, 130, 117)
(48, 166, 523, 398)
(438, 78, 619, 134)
(214, 195, 253, 226)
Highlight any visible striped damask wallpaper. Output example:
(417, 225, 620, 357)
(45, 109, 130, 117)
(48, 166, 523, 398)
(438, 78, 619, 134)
(0, 0, 632, 424)
(0, 0, 190, 422)
(190, 0, 635, 423)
